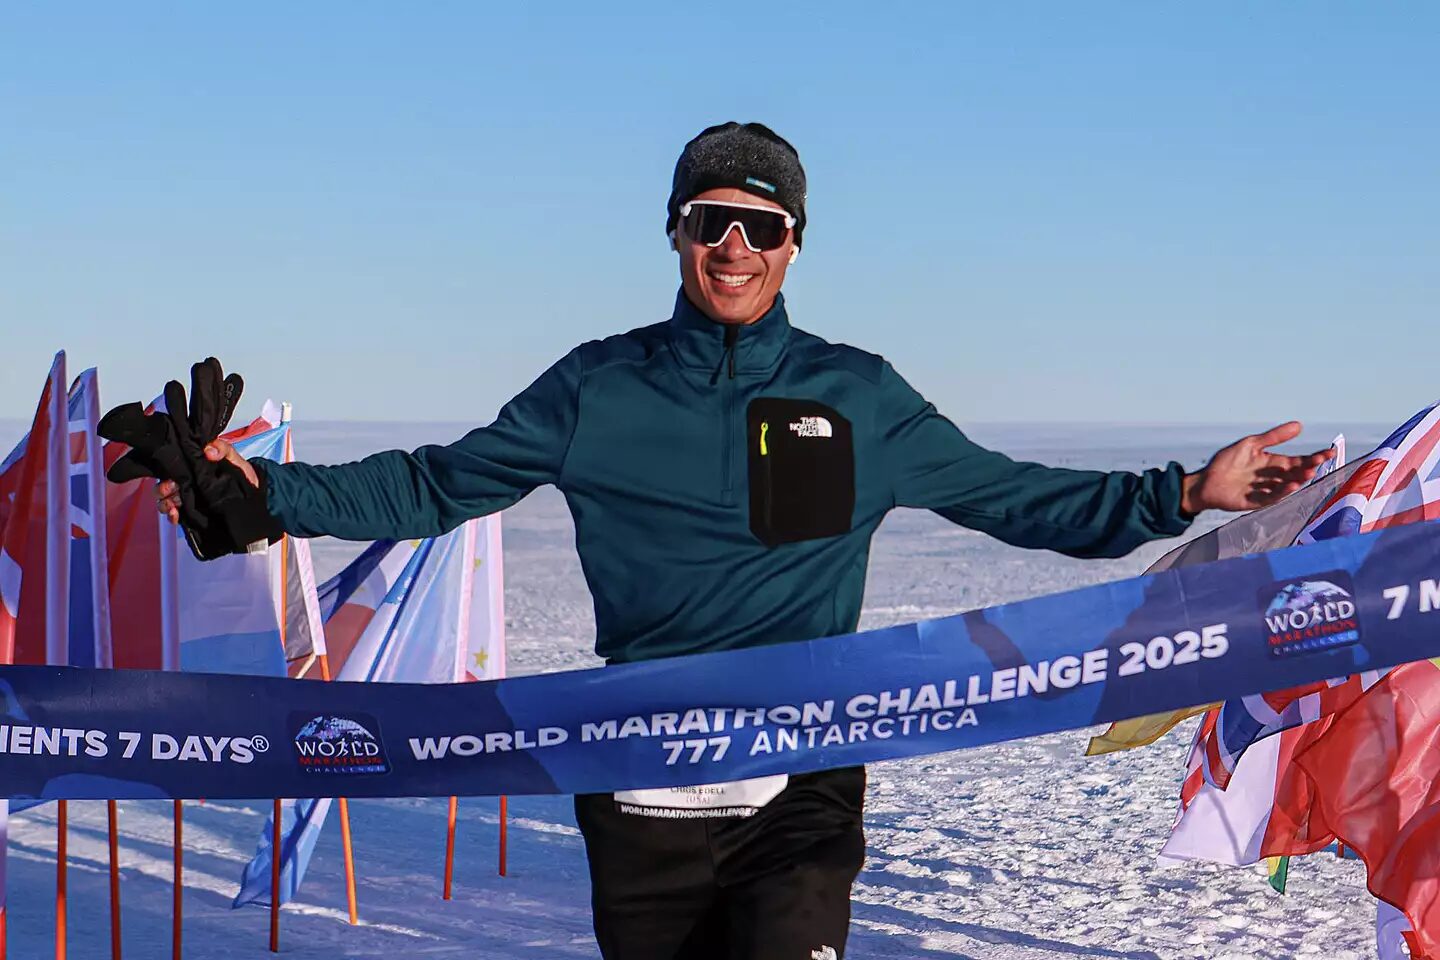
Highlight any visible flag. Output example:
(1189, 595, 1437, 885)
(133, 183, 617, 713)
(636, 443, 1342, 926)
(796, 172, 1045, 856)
(463, 514, 504, 682)
(0, 351, 70, 668)
(267, 411, 326, 672)
(234, 515, 503, 908)
(1182, 408, 1438, 791)
(102, 398, 293, 675)
(102, 403, 167, 670)
(66, 369, 113, 669)
(0, 366, 116, 824)
(1290, 660, 1440, 959)
(1164, 713, 1282, 866)
(310, 536, 423, 675)
(1266, 855, 1288, 894)
(169, 406, 290, 677)
(1084, 702, 1217, 756)
(0, 351, 70, 930)
(1377, 898, 1417, 960)
(1161, 709, 1337, 866)
(1190, 672, 1387, 792)
(1300, 405, 1440, 542)
(1160, 404, 1440, 954)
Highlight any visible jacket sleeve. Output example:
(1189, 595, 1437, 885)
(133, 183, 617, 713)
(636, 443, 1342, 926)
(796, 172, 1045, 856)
(252, 348, 582, 541)
(877, 362, 1192, 559)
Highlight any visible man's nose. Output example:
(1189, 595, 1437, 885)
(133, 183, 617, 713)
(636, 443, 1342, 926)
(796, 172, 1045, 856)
(713, 223, 751, 257)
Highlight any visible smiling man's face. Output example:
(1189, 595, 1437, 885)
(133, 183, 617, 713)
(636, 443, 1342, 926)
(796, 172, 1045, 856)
(676, 187, 796, 325)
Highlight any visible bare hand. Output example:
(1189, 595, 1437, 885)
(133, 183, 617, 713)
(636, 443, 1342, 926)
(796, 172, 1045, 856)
(1181, 422, 1333, 515)
(154, 438, 259, 523)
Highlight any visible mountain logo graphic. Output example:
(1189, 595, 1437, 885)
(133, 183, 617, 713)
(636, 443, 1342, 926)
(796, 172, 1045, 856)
(1258, 573, 1361, 658)
(290, 713, 390, 775)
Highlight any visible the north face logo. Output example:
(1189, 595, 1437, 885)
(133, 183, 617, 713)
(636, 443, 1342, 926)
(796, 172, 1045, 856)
(789, 416, 832, 438)
(811, 947, 837, 960)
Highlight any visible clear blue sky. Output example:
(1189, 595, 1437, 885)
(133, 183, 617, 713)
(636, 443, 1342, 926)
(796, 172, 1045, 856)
(3, 3, 1436, 429)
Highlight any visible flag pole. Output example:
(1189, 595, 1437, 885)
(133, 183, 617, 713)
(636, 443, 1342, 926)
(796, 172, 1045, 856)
(77, 369, 120, 960)
(269, 800, 281, 953)
(271, 528, 288, 953)
(337, 799, 358, 925)
(492, 519, 508, 879)
(159, 484, 182, 960)
(445, 524, 472, 900)
(171, 801, 182, 960)
(499, 797, 508, 877)
(47, 359, 72, 960)
(443, 797, 458, 899)
(56, 801, 67, 960)
(107, 800, 122, 960)
(316, 653, 359, 925)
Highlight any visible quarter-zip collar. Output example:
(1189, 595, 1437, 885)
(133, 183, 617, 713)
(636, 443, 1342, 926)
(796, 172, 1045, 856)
(666, 289, 792, 376)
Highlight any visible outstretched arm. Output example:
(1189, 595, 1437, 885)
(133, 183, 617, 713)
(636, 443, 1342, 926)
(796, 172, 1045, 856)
(159, 348, 583, 542)
(877, 363, 1328, 559)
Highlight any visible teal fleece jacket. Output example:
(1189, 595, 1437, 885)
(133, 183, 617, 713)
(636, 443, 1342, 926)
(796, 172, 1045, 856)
(255, 292, 1191, 664)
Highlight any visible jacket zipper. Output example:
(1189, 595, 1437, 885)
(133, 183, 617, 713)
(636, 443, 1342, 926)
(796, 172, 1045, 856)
(720, 324, 738, 504)
(759, 421, 773, 533)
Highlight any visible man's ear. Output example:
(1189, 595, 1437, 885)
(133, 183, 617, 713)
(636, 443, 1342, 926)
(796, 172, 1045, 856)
(668, 231, 678, 251)
(788, 246, 799, 265)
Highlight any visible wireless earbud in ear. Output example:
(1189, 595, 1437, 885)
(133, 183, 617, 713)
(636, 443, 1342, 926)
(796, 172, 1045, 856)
(788, 247, 799, 265)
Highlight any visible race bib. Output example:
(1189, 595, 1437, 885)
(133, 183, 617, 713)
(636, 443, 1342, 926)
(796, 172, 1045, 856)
(613, 775, 788, 819)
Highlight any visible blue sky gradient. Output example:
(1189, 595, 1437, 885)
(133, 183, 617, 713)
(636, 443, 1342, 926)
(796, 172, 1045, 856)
(3, 3, 1436, 430)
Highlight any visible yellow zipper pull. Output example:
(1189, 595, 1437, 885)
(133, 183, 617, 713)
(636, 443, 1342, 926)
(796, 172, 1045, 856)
(760, 421, 770, 456)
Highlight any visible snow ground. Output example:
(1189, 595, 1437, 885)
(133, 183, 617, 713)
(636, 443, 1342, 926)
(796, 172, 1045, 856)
(4, 421, 1391, 958)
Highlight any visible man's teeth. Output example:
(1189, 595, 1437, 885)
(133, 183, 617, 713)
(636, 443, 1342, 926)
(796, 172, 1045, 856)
(711, 273, 755, 287)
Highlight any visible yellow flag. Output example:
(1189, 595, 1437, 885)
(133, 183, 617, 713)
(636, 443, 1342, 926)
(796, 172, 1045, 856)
(1084, 703, 1219, 756)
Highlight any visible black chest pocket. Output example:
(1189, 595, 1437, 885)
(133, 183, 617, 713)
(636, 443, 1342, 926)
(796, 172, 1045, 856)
(746, 398, 855, 546)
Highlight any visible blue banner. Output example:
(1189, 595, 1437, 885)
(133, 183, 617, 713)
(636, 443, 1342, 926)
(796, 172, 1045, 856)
(3, 518, 1440, 801)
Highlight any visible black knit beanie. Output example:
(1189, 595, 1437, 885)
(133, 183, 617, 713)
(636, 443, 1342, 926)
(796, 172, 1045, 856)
(666, 122, 807, 248)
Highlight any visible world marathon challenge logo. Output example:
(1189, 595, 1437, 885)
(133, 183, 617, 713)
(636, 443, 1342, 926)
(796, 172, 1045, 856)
(290, 713, 391, 775)
(1260, 572, 1361, 658)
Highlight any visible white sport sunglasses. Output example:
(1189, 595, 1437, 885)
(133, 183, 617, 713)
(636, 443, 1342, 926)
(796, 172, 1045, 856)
(677, 200, 797, 253)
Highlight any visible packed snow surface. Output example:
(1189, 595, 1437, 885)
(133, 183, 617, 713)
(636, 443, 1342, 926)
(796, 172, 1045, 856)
(1, 420, 1392, 958)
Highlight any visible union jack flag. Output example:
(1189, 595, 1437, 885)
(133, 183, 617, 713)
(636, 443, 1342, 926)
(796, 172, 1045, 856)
(1177, 670, 1387, 804)
(66, 368, 113, 669)
(1298, 401, 1440, 543)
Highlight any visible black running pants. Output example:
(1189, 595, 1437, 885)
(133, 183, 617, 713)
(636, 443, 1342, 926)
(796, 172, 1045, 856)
(574, 768, 866, 960)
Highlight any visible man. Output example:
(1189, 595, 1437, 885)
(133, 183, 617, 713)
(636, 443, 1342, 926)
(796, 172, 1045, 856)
(142, 122, 1327, 959)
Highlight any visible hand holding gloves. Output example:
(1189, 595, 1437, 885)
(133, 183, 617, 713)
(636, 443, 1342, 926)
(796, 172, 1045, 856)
(98, 357, 284, 561)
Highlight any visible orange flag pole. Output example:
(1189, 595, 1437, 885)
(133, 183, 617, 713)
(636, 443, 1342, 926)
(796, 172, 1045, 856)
(314, 654, 359, 924)
(498, 796, 508, 877)
(55, 801, 67, 960)
(171, 801, 182, 960)
(443, 797, 458, 899)
(107, 800, 122, 960)
(336, 798, 358, 925)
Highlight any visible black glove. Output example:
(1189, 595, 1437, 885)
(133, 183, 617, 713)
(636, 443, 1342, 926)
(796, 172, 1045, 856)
(98, 358, 283, 561)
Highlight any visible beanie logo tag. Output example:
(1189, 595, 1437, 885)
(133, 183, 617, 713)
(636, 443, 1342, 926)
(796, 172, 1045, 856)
(744, 176, 777, 193)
